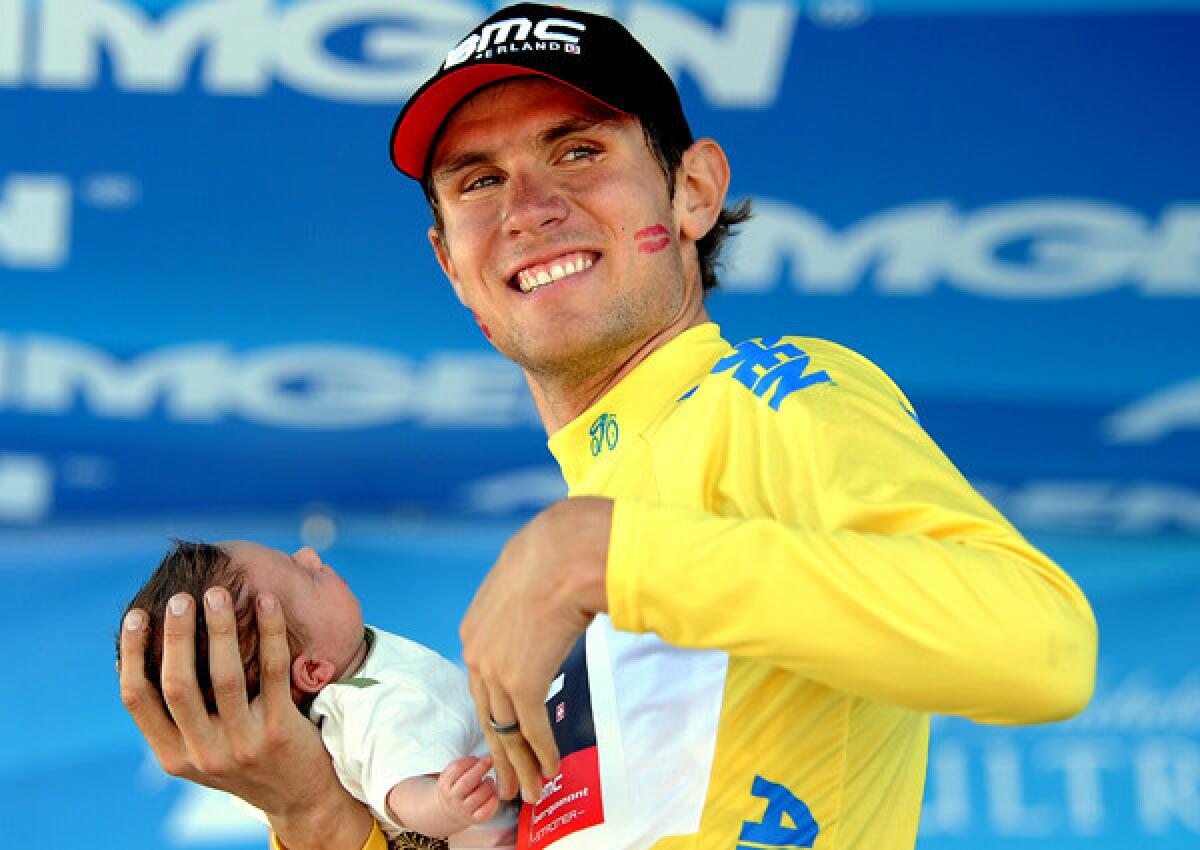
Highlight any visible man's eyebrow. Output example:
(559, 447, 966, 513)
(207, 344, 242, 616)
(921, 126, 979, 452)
(540, 114, 622, 145)
(431, 150, 492, 185)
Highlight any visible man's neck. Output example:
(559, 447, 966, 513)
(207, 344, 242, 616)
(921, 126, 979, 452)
(528, 307, 709, 435)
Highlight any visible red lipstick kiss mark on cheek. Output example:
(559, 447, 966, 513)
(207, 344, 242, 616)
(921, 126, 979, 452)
(470, 310, 492, 340)
(634, 223, 670, 254)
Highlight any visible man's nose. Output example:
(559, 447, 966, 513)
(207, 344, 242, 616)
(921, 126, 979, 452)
(503, 170, 568, 237)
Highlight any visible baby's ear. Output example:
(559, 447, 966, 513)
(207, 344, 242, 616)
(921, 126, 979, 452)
(291, 654, 337, 695)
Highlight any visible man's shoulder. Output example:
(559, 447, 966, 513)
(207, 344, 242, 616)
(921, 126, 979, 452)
(700, 332, 899, 414)
(691, 330, 926, 434)
(714, 332, 880, 374)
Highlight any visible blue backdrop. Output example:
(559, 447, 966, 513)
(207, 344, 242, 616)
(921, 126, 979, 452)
(2, 0, 1197, 529)
(1, 1, 1198, 848)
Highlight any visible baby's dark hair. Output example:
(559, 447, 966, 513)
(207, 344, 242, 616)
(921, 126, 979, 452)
(117, 540, 307, 714)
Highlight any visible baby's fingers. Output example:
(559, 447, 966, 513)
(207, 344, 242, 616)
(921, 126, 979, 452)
(467, 777, 500, 822)
(456, 754, 493, 791)
(438, 755, 478, 789)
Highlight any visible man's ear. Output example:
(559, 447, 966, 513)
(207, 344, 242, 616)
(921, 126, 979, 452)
(291, 653, 337, 695)
(674, 139, 731, 245)
(429, 226, 467, 305)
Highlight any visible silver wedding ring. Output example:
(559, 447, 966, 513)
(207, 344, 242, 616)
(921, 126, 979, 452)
(488, 714, 521, 735)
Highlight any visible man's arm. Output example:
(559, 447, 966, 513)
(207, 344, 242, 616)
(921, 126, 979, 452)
(460, 352, 1097, 800)
(459, 500, 609, 804)
(598, 342, 1097, 722)
(118, 587, 378, 850)
(461, 490, 1096, 801)
(607, 499, 1097, 723)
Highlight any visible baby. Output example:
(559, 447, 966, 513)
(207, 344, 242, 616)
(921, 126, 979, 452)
(119, 539, 511, 847)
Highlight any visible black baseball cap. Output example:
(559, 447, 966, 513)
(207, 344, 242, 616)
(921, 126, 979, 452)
(389, 3, 693, 180)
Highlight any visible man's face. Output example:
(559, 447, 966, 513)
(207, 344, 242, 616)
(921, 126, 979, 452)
(426, 78, 701, 378)
(222, 541, 363, 669)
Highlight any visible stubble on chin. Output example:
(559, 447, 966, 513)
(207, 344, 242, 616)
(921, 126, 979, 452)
(510, 280, 686, 390)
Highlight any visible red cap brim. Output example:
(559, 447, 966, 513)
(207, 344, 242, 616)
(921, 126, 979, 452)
(390, 65, 556, 179)
(389, 64, 625, 180)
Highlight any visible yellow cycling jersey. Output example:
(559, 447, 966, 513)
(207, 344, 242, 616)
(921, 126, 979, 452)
(539, 322, 1096, 850)
(325, 321, 1095, 850)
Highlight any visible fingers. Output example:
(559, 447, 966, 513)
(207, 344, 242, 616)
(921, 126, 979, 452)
(500, 729, 544, 805)
(468, 665, 563, 804)
(459, 505, 603, 807)
(485, 688, 544, 805)
(469, 780, 500, 823)
(454, 755, 492, 792)
(513, 690, 560, 782)
(469, 674, 519, 802)
(254, 594, 295, 728)
(118, 608, 192, 779)
(443, 760, 499, 823)
(160, 593, 217, 754)
(438, 755, 480, 788)
(203, 587, 252, 732)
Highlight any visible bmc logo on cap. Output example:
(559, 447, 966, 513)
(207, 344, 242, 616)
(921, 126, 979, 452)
(444, 17, 587, 69)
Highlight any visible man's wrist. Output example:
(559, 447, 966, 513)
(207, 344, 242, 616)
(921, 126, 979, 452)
(548, 497, 612, 618)
(269, 790, 375, 850)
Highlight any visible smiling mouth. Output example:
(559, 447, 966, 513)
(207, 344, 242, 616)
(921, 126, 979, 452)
(512, 251, 597, 293)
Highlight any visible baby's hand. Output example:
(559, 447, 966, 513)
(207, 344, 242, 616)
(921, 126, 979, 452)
(438, 755, 500, 826)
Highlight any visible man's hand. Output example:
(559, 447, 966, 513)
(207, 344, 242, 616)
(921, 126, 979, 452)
(460, 497, 612, 804)
(438, 755, 501, 826)
(118, 587, 373, 850)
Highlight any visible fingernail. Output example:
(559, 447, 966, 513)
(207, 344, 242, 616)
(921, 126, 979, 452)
(205, 587, 225, 610)
(258, 594, 276, 614)
(168, 594, 190, 616)
(123, 610, 145, 631)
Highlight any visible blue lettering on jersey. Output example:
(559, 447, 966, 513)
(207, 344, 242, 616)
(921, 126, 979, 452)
(712, 338, 831, 411)
(736, 776, 819, 849)
(589, 412, 619, 457)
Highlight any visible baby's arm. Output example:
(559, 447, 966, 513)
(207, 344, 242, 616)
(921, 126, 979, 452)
(386, 755, 500, 838)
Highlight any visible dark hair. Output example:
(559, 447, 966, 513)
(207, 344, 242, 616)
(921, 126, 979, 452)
(637, 118, 753, 293)
(421, 102, 751, 295)
(116, 540, 307, 714)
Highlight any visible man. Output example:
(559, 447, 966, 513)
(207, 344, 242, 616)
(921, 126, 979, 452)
(119, 5, 1098, 850)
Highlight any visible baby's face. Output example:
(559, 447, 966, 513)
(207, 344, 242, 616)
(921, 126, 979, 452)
(220, 541, 364, 672)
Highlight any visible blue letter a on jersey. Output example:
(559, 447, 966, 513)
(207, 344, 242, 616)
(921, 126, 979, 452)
(737, 775, 819, 848)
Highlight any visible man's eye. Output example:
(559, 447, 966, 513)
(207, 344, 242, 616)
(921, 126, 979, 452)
(562, 145, 600, 163)
(464, 174, 501, 192)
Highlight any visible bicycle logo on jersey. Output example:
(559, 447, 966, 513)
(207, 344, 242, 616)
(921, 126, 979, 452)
(589, 413, 619, 457)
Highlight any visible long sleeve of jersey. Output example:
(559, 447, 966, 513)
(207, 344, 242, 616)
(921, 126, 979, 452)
(605, 336, 1097, 726)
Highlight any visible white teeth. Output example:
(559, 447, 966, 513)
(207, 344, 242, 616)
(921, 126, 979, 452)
(515, 253, 594, 293)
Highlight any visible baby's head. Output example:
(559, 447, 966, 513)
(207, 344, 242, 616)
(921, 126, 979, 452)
(119, 539, 366, 712)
